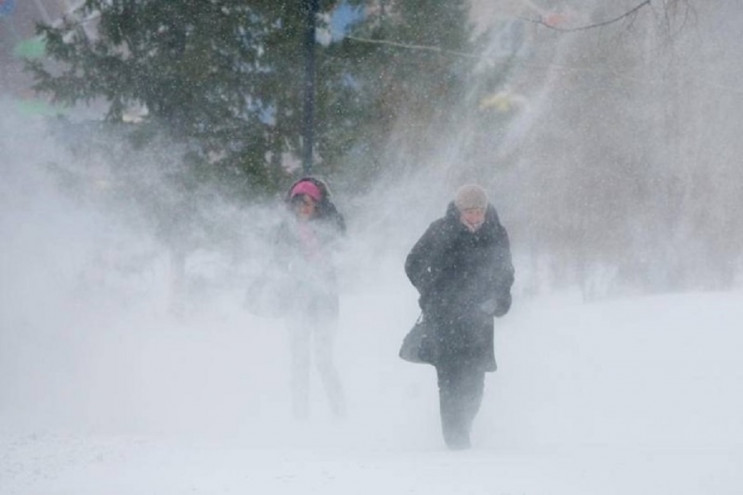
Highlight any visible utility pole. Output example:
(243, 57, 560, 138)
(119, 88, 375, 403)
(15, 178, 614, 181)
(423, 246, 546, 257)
(302, 0, 319, 175)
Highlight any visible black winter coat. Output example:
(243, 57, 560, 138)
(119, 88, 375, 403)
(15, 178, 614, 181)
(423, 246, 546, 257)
(405, 202, 514, 371)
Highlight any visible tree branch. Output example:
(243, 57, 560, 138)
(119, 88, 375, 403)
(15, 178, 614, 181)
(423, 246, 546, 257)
(520, 0, 652, 33)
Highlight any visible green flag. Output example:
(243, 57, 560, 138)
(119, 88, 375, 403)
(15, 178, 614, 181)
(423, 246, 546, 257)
(13, 37, 45, 60)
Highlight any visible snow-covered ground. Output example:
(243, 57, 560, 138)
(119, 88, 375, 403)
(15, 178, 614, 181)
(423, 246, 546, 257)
(1, 100, 741, 492)
(2, 279, 742, 494)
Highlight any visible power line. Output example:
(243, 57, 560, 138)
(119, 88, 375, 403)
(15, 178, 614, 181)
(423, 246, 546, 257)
(344, 35, 478, 59)
(344, 0, 654, 58)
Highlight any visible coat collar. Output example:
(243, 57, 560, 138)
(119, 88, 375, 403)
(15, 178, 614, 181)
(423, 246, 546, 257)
(444, 201, 500, 234)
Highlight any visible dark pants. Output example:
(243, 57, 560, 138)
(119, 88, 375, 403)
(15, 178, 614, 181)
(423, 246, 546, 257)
(435, 358, 485, 449)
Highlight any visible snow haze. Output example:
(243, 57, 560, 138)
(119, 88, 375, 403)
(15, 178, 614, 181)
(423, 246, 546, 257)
(2, 1, 743, 494)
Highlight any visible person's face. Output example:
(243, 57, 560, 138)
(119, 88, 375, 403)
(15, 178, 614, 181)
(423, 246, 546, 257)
(460, 207, 486, 232)
(293, 194, 317, 220)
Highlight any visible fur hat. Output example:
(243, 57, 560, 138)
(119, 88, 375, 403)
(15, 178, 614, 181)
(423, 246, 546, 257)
(454, 184, 488, 211)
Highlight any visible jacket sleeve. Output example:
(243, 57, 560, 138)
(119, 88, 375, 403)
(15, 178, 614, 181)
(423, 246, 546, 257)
(491, 224, 515, 317)
(405, 221, 447, 309)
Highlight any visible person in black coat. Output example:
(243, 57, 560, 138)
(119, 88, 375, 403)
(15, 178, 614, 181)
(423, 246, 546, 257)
(274, 177, 346, 419)
(405, 184, 514, 449)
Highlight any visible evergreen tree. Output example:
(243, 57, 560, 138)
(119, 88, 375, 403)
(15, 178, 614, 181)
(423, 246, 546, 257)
(28, 0, 475, 194)
(28, 0, 349, 193)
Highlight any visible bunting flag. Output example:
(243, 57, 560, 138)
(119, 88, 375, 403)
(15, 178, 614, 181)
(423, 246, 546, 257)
(13, 36, 46, 59)
(14, 98, 65, 117)
(0, 0, 16, 17)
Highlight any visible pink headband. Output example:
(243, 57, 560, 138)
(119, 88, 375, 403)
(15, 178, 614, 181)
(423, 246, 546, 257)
(290, 181, 322, 202)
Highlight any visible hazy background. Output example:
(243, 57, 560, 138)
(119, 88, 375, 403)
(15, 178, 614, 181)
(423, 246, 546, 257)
(1, 0, 743, 440)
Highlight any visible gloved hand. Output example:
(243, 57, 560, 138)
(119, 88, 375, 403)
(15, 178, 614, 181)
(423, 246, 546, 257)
(478, 298, 498, 316)
(479, 293, 511, 317)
